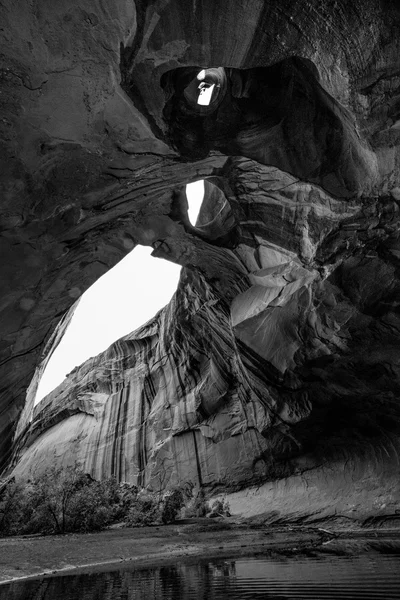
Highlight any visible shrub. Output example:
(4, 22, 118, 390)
(23, 465, 117, 534)
(124, 486, 187, 527)
(0, 465, 120, 536)
(183, 489, 208, 518)
(209, 498, 231, 517)
(0, 480, 25, 536)
(0, 466, 198, 537)
(160, 488, 185, 524)
(125, 495, 161, 527)
(65, 482, 113, 532)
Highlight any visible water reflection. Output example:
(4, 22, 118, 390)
(2, 553, 400, 599)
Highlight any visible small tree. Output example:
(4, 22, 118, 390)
(0, 480, 25, 535)
(125, 494, 161, 527)
(26, 465, 86, 533)
(0, 465, 199, 536)
(17, 464, 116, 535)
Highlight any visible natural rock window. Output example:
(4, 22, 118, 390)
(179, 67, 226, 111)
(162, 59, 375, 196)
(197, 81, 215, 105)
(186, 180, 205, 225)
(180, 178, 238, 249)
(34, 247, 181, 406)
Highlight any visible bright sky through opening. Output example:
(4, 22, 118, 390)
(186, 180, 204, 225)
(197, 82, 214, 105)
(34, 181, 205, 406)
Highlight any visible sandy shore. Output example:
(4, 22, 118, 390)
(0, 519, 399, 585)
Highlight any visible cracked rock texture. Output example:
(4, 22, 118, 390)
(2, 0, 400, 520)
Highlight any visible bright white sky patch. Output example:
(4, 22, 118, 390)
(34, 246, 181, 405)
(197, 82, 215, 105)
(186, 180, 205, 225)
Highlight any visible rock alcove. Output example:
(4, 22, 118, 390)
(1, 0, 400, 521)
(161, 60, 377, 198)
(32, 181, 205, 406)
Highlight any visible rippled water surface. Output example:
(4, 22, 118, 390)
(2, 553, 400, 599)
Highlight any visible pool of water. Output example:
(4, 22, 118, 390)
(1, 553, 400, 599)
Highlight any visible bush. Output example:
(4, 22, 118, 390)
(0, 467, 198, 537)
(124, 487, 186, 527)
(0, 465, 125, 536)
(0, 480, 25, 536)
(183, 489, 208, 518)
(28, 466, 118, 533)
(160, 488, 185, 524)
(64, 482, 113, 533)
(208, 498, 231, 518)
(125, 495, 161, 527)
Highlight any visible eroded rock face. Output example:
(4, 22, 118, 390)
(162, 60, 377, 198)
(2, 0, 400, 520)
(12, 158, 400, 520)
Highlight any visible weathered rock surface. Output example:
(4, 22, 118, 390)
(12, 158, 400, 520)
(2, 0, 400, 520)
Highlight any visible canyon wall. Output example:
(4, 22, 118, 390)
(13, 158, 400, 521)
(1, 0, 400, 520)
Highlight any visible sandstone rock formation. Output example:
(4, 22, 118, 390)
(2, 0, 400, 521)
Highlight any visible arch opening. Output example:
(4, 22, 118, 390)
(161, 59, 373, 197)
(34, 247, 181, 406)
(186, 179, 205, 225)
